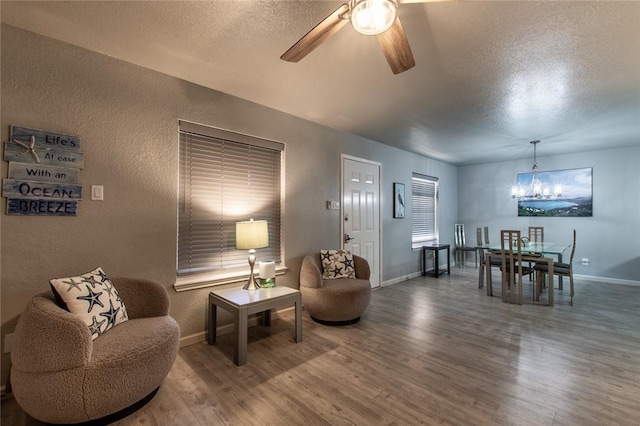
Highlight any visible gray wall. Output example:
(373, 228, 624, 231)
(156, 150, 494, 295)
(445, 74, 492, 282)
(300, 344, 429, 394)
(0, 25, 456, 385)
(458, 147, 640, 280)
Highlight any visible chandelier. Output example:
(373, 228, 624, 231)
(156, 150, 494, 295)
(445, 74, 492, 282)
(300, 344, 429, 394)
(511, 140, 562, 200)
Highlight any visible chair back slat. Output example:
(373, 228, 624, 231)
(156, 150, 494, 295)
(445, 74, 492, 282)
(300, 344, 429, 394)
(528, 227, 544, 243)
(454, 224, 466, 248)
(500, 230, 524, 267)
(484, 226, 490, 245)
(569, 229, 577, 264)
(500, 229, 525, 304)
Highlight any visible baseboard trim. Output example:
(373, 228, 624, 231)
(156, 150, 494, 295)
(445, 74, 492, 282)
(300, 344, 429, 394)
(575, 274, 640, 286)
(382, 272, 422, 287)
(179, 306, 296, 348)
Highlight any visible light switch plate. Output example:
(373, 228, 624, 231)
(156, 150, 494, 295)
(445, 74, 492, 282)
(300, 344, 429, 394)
(91, 185, 104, 201)
(327, 201, 340, 210)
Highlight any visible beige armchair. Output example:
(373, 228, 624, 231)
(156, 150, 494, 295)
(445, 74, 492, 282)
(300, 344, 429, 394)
(300, 253, 372, 325)
(10, 277, 180, 424)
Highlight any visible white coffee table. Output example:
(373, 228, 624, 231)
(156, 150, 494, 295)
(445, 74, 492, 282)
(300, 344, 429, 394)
(207, 286, 302, 366)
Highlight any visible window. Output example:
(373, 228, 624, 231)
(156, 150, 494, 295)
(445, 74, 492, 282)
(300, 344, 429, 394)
(411, 173, 438, 249)
(177, 121, 283, 279)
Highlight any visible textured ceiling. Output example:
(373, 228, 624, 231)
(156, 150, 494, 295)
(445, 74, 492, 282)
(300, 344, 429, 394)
(1, 1, 639, 165)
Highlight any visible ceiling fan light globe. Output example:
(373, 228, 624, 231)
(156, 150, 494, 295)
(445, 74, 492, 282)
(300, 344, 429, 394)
(351, 0, 398, 36)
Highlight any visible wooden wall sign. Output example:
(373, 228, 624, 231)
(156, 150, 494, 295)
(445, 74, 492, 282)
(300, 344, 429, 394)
(10, 126, 81, 152)
(7, 199, 78, 216)
(6, 125, 83, 167)
(7, 162, 79, 183)
(3, 180, 83, 199)
(4, 143, 84, 168)
(3, 125, 84, 216)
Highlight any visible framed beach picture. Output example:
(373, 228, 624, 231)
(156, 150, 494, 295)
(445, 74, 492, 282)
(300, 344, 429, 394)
(393, 182, 405, 218)
(516, 167, 593, 217)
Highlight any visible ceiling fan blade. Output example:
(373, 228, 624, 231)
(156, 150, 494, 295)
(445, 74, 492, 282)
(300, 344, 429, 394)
(280, 3, 350, 63)
(377, 16, 415, 74)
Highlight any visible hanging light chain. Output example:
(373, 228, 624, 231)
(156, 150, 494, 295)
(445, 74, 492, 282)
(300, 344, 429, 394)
(531, 140, 539, 171)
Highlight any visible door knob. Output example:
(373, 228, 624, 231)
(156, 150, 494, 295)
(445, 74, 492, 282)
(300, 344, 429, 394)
(345, 233, 355, 243)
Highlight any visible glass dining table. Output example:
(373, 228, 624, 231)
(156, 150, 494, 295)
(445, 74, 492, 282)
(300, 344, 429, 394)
(476, 242, 571, 306)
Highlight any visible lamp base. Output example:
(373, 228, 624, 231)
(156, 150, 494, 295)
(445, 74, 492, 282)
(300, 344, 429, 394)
(243, 274, 261, 290)
(243, 250, 261, 291)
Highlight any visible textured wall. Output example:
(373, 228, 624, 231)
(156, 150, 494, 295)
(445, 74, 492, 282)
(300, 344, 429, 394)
(458, 147, 640, 281)
(0, 24, 458, 386)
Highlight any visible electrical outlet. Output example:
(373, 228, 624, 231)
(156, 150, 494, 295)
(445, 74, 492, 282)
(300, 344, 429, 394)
(3, 333, 13, 353)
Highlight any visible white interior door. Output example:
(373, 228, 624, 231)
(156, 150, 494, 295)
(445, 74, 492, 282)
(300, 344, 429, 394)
(342, 157, 381, 288)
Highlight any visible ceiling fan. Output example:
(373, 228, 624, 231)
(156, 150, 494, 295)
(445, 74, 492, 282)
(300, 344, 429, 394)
(280, 0, 416, 75)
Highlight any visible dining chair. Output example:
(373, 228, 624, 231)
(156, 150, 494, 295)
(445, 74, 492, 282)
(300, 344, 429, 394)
(534, 229, 576, 305)
(454, 224, 478, 268)
(481, 226, 502, 292)
(499, 230, 533, 304)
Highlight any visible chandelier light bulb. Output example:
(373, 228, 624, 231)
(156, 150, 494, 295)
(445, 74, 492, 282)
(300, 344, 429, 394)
(554, 184, 562, 198)
(533, 179, 543, 198)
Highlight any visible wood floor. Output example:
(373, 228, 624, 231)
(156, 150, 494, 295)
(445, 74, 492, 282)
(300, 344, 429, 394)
(3, 268, 640, 425)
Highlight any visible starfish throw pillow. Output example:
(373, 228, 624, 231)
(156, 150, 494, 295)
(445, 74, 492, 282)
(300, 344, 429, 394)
(50, 267, 128, 340)
(321, 249, 356, 279)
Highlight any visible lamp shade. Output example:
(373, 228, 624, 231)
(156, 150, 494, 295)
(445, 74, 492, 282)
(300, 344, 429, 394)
(235, 219, 269, 250)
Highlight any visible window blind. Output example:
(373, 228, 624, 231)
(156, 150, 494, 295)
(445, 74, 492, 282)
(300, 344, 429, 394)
(178, 122, 283, 276)
(411, 173, 439, 249)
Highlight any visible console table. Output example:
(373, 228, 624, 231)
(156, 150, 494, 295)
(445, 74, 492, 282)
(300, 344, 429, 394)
(421, 244, 451, 278)
(208, 286, 302, 366)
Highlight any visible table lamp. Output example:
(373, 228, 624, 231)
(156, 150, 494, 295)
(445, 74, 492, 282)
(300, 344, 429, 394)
(235, 219, 269, 290)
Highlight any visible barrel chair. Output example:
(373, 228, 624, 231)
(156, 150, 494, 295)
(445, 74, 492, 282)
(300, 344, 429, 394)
(299, 251, 372, 325)
(11, 275, 180, 424)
